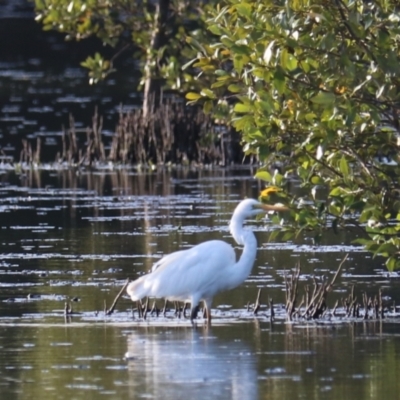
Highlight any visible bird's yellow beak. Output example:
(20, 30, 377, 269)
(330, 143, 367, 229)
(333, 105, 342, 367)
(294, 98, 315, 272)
(258, 203, 288, 212)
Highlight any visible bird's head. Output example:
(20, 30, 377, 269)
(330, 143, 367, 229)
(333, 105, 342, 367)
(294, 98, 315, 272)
(229, 198, 288, 245)
(234, 198, 288, 219)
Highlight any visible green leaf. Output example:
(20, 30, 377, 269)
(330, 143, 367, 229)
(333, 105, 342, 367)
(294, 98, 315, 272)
(211, 80, 227, 89)
(200, 89, 216, 99)
(231, 46, 250, 57)
(203, 100, 213, 114)
(234, 103, 251, 113)
(258, 100, 274, 113)
(339, 156, 349, 176)
(376, 243, 398, 257)
(311, 91, 336, 105)
(235, 3, 252, 18)
(268, 229, 280, 242)
(233, 115, 254, 130)
(228, 84, 242, 93)
(208, 25, 222, 35)
(281, 48, 298, 71)
(281, 231, 294, 241)
(181, 58, 197, 71)
(258, 145, 270, 160)
(186, 37, 207, 55)
(233, 55, 244, 73)
(311, 175, 324, 184)
(185, 92, 201, 100)
(215, 69, 228, 76)
(386, 257, 397, 272)
(329, 187, 342, 197)
(255, 170, 272, 182)
(273, 69, 286, 95)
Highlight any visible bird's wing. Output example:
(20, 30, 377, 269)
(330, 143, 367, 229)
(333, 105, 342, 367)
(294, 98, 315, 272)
(144, 240, 237, 302)
(128, 247, 203, 301)
(151, 249, 188, 272)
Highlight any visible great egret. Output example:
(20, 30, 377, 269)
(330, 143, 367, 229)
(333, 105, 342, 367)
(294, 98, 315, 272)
(127, 198, 287, 323)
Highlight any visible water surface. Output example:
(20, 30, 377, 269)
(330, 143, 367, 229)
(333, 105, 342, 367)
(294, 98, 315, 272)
(2, 320, 400, 400)
(0, 168, 399, 399)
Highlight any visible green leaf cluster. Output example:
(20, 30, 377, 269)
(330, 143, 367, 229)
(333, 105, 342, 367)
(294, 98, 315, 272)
(189, 0, 400, 270)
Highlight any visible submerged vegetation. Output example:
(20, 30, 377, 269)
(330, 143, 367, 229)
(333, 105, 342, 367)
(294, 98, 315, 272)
(69, 256, 395, 324)
(17, 101, 241, 167)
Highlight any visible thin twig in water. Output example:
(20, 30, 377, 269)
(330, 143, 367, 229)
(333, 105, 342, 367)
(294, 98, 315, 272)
(332, 299, 339, 317)
(286, 263, 300, 320)
(106, 278, 130, 315)
(302, 253, 348, 319)
(143, 297, 149, 319)
(150, 300, 158, 316)
(363, 292, 369, 320)
(379, 288, 384, 319)
(327, 253, 349, 290)
(253, 289, 262, 315)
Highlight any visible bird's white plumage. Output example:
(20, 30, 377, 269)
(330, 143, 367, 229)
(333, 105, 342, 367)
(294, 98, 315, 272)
(127, 198, 286, 322)
(129, 240, 236, 304)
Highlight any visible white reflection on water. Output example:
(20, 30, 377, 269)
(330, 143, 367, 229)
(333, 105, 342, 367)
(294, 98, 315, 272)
(125, 328, 257, 400)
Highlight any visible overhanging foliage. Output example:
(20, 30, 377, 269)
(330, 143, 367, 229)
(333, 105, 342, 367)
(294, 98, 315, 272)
(187, 0, 400, 270)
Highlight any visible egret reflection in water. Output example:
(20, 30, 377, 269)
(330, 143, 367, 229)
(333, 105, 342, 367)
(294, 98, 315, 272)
(125, 327, 258, 400)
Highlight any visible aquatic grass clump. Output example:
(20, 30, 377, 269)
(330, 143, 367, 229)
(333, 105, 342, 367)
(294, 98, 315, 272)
(12, 97, 242, 169)
(92, 254, 395, 325)
(284, 255, 390, 322)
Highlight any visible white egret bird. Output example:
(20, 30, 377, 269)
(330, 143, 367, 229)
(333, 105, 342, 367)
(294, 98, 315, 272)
(127, 198, 287, 323)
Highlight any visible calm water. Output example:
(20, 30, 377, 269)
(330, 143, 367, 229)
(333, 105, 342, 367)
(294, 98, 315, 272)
(0, 9, 138, 162)
(2, 321, 400, 400)
(0, 168, 400, 399)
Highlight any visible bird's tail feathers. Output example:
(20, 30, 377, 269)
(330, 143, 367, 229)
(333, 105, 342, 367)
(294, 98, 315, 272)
(126, 276, 149, 301)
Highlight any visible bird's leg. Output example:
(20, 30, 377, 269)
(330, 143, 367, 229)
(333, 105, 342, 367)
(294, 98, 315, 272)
(162, 299, 168, 317)
(190, 304, 200, 323)
(207, 308, 212, 324)
(183, 302, 188, 318)
(202, 307, 209, 323)
(202, 306, 212, 324)
(136, 300, 142, 318)
(176, 302, 183, 318)
(204, 299, 212, 325)
(174, 301, 179, 317)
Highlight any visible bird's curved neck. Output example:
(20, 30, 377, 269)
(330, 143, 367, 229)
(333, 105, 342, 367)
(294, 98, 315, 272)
(227, 218, 258, 289)
(230, 217, 250, 246)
